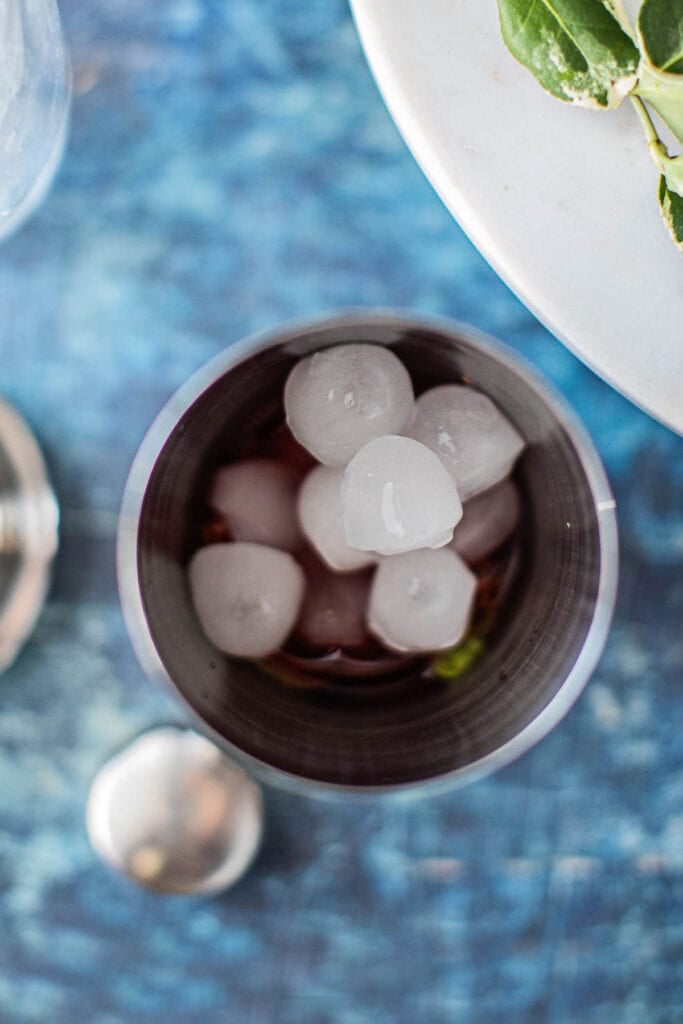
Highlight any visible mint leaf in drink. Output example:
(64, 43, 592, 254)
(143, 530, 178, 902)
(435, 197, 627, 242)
(638, 0, 683, 74)
(658, 174, 683, 248)
(496, 0, 640, 108)
(432, 636, 485, 681)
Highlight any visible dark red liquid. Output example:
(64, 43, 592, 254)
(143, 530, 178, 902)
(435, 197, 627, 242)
(195, 415, 522, 693)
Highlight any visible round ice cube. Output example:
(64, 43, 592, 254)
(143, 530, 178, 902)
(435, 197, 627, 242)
(209, 458, 302, 553)
(298, 465, 377, 573)
(295, 561, 372, 649)
(284, 344, 414, 467)
(188, 543, 305, 658)
(407, 385, 525, 500)
(342, 435, 462, 556)
(451, 480, 521, 564)
(368, 548, 476, 653)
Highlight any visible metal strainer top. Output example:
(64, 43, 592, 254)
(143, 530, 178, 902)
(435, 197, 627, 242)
(0, 398, 58, 674)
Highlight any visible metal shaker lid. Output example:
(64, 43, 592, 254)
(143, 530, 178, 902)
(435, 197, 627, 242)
(0, 398, 58, 674)
(86, 726, 264, 895)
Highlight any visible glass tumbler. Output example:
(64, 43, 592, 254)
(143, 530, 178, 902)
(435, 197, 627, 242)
(0, 0, 70, 241)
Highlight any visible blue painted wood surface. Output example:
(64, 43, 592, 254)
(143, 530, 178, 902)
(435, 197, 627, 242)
(0, 2, 681, 1021)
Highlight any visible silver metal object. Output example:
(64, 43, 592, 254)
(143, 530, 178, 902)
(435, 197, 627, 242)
(0, 397, 58, 674)
(117, 311, 619, 796)
(86, 726, 264, 895)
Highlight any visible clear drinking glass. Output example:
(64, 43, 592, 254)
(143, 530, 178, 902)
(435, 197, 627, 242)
(0, 0, 70, 241)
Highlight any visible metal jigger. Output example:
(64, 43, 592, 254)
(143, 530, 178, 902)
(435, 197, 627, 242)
(0, 398, 58, 674)
(86, 727, 264, 895)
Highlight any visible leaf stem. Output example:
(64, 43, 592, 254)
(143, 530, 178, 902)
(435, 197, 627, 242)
(629, 93, 673, 179)
(630, 94, 661, 148)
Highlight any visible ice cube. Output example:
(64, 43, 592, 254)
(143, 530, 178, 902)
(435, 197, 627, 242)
(407, 385, 525, 500)
(284, 344, 414, 467)
(451, 479, 521, 564)
(209, 458, 302, 553)
(368, 547, 476, 653)
(298, 464, 377, 573)
(188, 542, 305, 658)
(342, 435, 462, 555)
(295, 560, 372, 649)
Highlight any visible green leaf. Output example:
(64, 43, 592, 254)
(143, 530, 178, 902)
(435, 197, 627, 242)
(496, 0, 640, 108)
(639, 0, 683, 74)
(432, 637, 485, 681)
(652, 144, 683, 196)
(658, 174, 683, 248)
(603, 0, 636, 39)
(635, 61, 683, 144)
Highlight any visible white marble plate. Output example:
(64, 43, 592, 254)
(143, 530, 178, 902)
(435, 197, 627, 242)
(350, 0, 683, 434)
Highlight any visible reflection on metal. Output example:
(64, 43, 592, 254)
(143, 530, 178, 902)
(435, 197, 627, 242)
(0, 398, 58, 674)
(86, 727, 264, 895)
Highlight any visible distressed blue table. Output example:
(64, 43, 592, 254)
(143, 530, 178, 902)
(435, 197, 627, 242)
(1, 2, 682, 1022)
